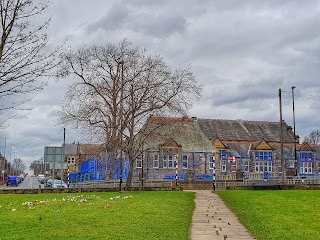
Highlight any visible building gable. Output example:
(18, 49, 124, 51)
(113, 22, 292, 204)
(299, 143, 313, 151)
(160, 138, 181, 149)
(255, 139, 273, 150)
(213, 138, 228, 150)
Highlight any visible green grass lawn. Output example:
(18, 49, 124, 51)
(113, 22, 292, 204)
(0, 191, 194, 240)
(217, 190, 320, 240)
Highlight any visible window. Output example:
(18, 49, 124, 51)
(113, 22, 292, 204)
(209, 156, 215, 169)
(254, 151, 272, 173)
(300, 152, 313, 175)
(153, 154, 159, 169)
(255, 151, 272, 161)
(300, 152, 312, 161)
(168, 155, 174, 168)
(221, 160, 226, 172)
(182, 155, 188, 169)
(244, 161, 250, 172)
(136, 159, 142, 168)
(300, 162, 312, 175)
(289, 161, 294, 168)
(255, 161, 272, 173)
(231, 160, 237, 172)
(163, 155, 167, 168)
(219, 150, 227, 160)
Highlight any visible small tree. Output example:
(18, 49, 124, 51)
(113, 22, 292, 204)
(303, 130, 320, 145)
(0, 0, 61, 126)
(58, 39, 202, 189)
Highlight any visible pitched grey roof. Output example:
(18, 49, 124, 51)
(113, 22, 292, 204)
(144, 117, 216, 152)
(197, 119, 295, 143)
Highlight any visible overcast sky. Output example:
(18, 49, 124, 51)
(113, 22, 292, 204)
(1, 0, 320, 172)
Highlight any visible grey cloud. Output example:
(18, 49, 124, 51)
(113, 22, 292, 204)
(88, 3, 129, 31)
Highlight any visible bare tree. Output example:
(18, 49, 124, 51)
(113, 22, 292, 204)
(303, 130, 320, 145)
(58, 39, 202, 189)
(12, 158, 25, 173)
(0, 0, 61, 125)
(29, 157, 45, 175)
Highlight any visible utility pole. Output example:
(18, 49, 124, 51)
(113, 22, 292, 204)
(291, 86, 297, 176)
(119, 60, 124, 191)
(279, 89, 285, 185)
(62, 128, 66, 187)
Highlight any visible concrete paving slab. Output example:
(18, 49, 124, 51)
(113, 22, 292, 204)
(188, 190, 256, 240)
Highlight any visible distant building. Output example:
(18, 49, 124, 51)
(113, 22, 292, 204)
(138, 117, 320, 180)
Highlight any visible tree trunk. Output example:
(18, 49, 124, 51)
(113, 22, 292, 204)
(126, 158, 135, 190)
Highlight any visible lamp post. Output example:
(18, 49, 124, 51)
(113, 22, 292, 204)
(291, 86, 297, 176)
(3, 138, 8, 183)
(212, 150, 216, 191)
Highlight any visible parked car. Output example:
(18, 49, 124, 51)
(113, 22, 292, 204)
(44, 178, 53, 188)
(16, 176, 23, 184)
(6, 176, 18, 186)
(19, 174, 25, 181)
(37, 174, 45, 183)
(52, 179, 68, 188)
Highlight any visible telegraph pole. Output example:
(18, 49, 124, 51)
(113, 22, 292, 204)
(291, 86, 297, 176)
(279, 89, 285, 185)
(119, 60, 124, 191)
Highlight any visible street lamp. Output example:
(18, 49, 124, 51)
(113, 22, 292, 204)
(291, 86, 297, 175)
(3, 138, 8, 183)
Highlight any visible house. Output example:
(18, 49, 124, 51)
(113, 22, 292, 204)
(64, 143, 105, 173)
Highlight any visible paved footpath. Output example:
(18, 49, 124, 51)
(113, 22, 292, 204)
(188, 190, 256, 240)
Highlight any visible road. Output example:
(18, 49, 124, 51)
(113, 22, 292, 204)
(0, 175, 44, 189)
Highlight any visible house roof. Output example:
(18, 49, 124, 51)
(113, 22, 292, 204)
(144, 117, 216, 152)
(64, 143, 104, 156)
(197, 119, 295, 143)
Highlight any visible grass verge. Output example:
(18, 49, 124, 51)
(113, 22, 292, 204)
(217, 190, 320, 240)
(0, 191, 194, 240)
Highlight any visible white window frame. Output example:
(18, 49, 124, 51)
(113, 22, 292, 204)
(163, 155, 167, 168)
(168, 155, 174, 168)
(136, 159, 142, 169)
(255, 161, 272, 173)
(153, 154, 159, 169)
(209, 156, 215, 170)
(182, 155, 188, 169)
(244, 161, 250, 173)
(221, 160, 226, 172)
(289, 161, 294, 168)
(300, 162, 312, 174)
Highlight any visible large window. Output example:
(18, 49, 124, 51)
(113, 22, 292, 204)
(254, 151, 272, 173)
(163, 154, 178, 169)
(255, 161, 272, 173)
(300, 152, 313, 175)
